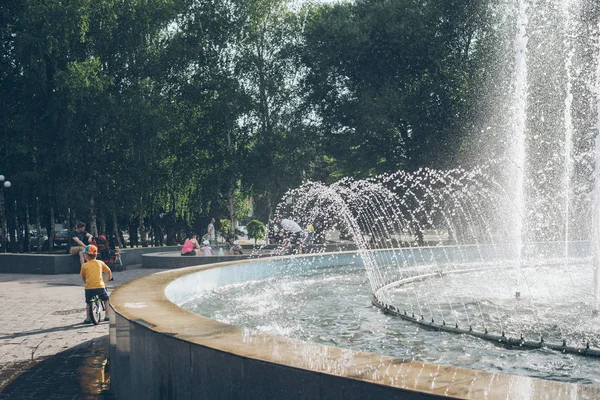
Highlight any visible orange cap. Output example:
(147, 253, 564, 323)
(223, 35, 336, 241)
(83, 245, 98, 255)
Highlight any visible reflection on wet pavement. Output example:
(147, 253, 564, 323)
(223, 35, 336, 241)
(0, 336, 113, 399)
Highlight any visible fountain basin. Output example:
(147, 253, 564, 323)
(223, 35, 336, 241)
(109, 252, 600, 399)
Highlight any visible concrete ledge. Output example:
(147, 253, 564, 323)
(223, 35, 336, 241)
(0, 253, 81, 274)
(0, 246, 181, 274)
(119, 246, 180, 266)
(142, 251, 273, 269)
(141, 243, 358, 269)
(109, 254, 600, 400)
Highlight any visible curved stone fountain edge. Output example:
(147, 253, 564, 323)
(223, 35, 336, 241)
(108, 254, 600, 400)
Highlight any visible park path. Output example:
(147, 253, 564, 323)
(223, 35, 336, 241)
(0, 264, 166, 399)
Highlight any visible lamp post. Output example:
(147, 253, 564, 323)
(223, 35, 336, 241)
(0, 175, 11, 253)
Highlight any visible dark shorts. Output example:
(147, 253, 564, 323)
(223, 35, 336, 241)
(181, 250, 196, 256)
(289, 231, 302, 245)
(85, 288, 109, 304)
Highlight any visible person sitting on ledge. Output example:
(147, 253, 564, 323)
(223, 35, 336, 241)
(230, 240, 243, 255)
(69, 221, 92, 265)
(181, 233, 200, 256)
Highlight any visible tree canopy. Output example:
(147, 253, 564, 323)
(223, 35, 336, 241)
(0, 0, 496, 251)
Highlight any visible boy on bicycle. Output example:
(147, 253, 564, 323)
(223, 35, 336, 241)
(80, 244, 112, 324)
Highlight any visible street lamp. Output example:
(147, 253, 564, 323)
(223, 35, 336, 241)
(0, 175, 11, 188)
(0, 175, 10, 252)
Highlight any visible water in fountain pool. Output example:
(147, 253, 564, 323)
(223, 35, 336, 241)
(181, 261, 600, 386)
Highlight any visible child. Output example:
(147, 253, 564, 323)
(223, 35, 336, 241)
(230, 240, 243, 255)
(80, 244, 112, 324)
(202, 240, 213, 256)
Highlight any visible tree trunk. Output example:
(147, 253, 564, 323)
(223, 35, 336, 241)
(24, 205, 30, 252)
(99, 216, 106, 236)
(128, 218, 138, 248)
(89, 197, 98, 236)
(266, 195, 273, 244)
(228, 183, 235, 239)
(36, 198, 43, 253)
(49, 207, 55, 252)
(165, 211, 175, 246)
(112, 213, 123, 248)
(13, 200, 21, 253)
(0, 188, 7, 252)
(139, 203, 147, 246)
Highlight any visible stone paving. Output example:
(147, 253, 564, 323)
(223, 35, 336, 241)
(0, 264, 166, 399)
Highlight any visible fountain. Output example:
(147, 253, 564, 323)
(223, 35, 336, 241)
(263, 167, 599, 358)
(109, 1, 600, 397)
(246, 0, 600, 358)
(182, 0, 600, 377)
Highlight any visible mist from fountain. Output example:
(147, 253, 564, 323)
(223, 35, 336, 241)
(275, 0, 600, 353)
(511, 0, 529, 267)
(274, 0, 600, 339)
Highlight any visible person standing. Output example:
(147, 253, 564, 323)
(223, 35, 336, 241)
(69, 221, 92, 265)
(303, 223, 315, 248)
(207, 217, 216, 245)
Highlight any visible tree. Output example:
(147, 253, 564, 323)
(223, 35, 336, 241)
(247, 219, 266, 245)
(0, 0, 501, 252)
(219, 218, 231, 244)
(235, 0, 316, 220)
(300, 0, 493, 176)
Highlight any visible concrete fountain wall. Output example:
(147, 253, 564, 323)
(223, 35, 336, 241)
(109, 252, 600, 400)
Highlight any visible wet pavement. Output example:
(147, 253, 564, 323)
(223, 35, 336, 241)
(0, 264, 166, 399)
(0, 336, 113, 399)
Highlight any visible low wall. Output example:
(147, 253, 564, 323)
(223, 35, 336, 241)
(141, 243, 358, 269)
(0, 245, 180, 274)
(142, 251, 272, 269)
(0, 253, 81, 274)
(109, 253, 599, 400)
(120, 245, 180, 266)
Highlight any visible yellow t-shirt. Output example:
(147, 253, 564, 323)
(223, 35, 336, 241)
(80, 259, 112, 289)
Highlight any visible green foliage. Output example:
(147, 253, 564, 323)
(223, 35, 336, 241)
(301, 0, 491, 175)
(0, 0, 497, 251)
(219, 219, 231, 241)
(246, 219, 266, 245)
(233, 191, 251, 221)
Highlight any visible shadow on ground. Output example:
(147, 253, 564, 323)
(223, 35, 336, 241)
(0, 335, 114, 399)
(0, 320, 89, 340)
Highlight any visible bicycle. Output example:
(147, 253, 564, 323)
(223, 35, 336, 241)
(88, 294, 107, 325)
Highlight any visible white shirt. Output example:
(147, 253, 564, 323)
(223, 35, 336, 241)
(281, 219, 302, 233)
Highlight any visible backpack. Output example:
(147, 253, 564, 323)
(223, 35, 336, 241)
(93, 235, 110, 258)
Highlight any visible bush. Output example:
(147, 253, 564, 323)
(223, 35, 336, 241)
(246, 220, 266, 245)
